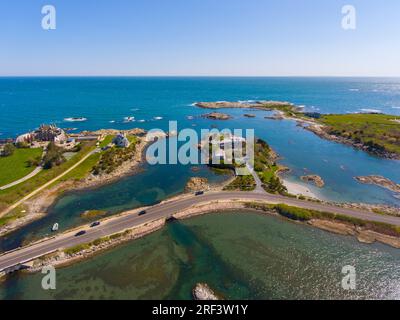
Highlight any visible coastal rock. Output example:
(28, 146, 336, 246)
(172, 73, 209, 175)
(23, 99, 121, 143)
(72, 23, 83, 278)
(195, 101, 292, 110)
(201, 112, 232, 120)
(192, 283, 220, 300)
(185, 177, 209, 192)
(301, 175, 325, 188)
(308, 219, 356, 236)
(355, 175, 400, 193)
(243, 113, 256, 118)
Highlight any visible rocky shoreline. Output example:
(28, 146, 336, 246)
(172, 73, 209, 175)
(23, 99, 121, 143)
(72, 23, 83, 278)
(0, 137, 149, 237)
(303, 123, 400, 160)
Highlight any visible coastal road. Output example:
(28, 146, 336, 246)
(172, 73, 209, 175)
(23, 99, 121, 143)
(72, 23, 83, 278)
(0, 148, 99, 218)
(1, 190, 400, 272)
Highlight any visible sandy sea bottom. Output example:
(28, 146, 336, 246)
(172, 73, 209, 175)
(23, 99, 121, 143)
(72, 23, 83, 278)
(1, 211, 400, 300)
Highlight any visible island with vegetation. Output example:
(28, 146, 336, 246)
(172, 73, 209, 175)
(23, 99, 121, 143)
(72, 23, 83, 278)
(195, 100, 400, 160)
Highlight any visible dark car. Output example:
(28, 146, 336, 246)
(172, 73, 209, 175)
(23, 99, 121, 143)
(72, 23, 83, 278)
(74, 230, 86, 237)
(138, 210, 147, 216)
(90, 221, 100, 228)
(195, 191, 204, 196)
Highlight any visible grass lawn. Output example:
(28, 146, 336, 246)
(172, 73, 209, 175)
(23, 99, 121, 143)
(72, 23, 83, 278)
(0, 148, 42, 186)
(99, 135, 114, 148)
(0, 142, 96, 211)
(319, 114, 400, 155)
(60, 152, 101, 181)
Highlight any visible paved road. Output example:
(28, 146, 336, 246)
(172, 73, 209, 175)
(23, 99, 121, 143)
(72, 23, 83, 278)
(1, 190, 400, 272)
(0, 166, 43, 191)
(0, 148, 99, 218)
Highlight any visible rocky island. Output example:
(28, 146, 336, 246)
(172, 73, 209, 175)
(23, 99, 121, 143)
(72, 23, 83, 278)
(201, 112, 232, 120)
(184, 177, 210, 192)
(301, 175, 325, 188)
(192, 283, 220, 300)
(355, 175, 400, 193)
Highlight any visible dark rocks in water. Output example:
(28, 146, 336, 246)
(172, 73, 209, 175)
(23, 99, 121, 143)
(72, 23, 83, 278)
(202, 112, 232, 120)
(243, 114, 256, 118)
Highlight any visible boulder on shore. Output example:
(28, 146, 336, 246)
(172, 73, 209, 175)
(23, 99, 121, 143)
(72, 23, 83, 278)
(301, 175, 325, 188)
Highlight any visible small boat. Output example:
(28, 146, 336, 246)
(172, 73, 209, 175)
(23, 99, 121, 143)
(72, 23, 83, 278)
(123, 116, 135, 122)
(154, 116, 163, 120)
(51, 223, 59, 232)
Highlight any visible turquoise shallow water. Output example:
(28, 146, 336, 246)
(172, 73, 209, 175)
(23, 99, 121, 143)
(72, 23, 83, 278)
(1, 211, 400, 300)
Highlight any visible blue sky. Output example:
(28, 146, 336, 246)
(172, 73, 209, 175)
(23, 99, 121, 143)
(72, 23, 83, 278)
(0, 0, 399, 76)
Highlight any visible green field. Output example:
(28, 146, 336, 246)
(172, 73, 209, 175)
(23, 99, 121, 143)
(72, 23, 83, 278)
(319, 114, 400, 156)
(0, 148, 42, 186)
(0, 142, 96, 211)
(99, 135, 114, 148)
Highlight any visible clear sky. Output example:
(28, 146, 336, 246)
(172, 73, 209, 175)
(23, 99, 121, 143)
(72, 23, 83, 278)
(1, 0, 399, 76)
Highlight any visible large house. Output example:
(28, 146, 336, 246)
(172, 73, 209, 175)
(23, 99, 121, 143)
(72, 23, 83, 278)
(113, 133, 130, 148)
(16, 124, 67, 145)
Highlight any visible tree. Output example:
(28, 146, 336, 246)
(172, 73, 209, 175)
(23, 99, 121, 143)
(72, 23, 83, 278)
(1, 143, 15, 157)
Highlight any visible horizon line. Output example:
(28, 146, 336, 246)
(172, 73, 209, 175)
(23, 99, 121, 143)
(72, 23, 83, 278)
(1, 75, 400, 78)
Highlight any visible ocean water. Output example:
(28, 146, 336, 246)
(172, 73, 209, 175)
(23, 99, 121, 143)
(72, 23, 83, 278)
(1, 77, 400, 138)
(0, 77, 400, 252)
(2, 211, 400, 300)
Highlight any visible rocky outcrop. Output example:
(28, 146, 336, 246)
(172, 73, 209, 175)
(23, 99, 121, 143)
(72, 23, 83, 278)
(185, 177, 209, 192)
(243, 114, 256, 118)
(195, 101, 292, 110)
(201, 112, 232, 120)
(192, 283, 220, 300)
(355, 175, 400, 193)
(301, 175, 325, 188)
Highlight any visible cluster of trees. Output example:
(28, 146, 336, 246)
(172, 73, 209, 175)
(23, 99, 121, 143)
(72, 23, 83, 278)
(42, 142, 65, 169)
(0, 143, 15, 157)
(253, 138, 287, 195)
(92, 143, 137, 175)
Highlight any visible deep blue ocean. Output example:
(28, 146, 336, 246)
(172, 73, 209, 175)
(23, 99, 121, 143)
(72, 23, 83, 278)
(0, 77, 399, 251)
(1, 77, 400, 138)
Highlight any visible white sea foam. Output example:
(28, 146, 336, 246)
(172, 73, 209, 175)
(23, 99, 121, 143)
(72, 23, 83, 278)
(349, 88, 359, 92)
(154, 116, 163, 120)
(359, 108, 383, 114)
(64, 117, 87, 122)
